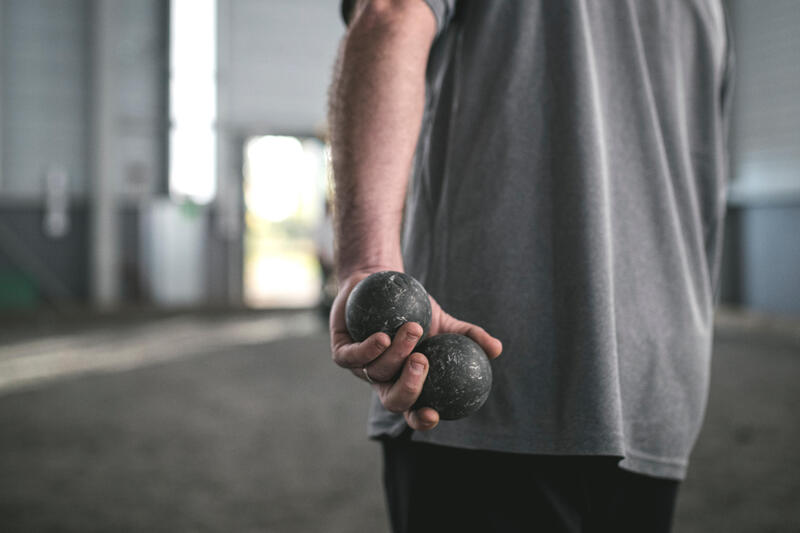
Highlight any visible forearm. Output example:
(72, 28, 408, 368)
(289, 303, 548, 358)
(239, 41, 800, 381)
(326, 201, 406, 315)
(328, 0, 436, 280)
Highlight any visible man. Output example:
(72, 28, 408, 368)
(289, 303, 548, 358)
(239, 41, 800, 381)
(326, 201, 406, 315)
(327, 1, 733, 531)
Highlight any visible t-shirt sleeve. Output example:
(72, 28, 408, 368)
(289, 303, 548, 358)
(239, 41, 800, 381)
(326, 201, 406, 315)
(421, 0, 457, 34)
(340, 0, 357, 25)
(340, 0, 457, 34)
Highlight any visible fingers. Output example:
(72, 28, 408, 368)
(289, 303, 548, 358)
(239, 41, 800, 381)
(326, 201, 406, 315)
(378, 353, 429, 413)
(461, 324, 503, 359)
(333, 320, 423, 375)
(330, 272, 383, 369)
(429, 296, 502, 359)
(332, 330, 390, 369)
(363, 322, 423, 382)
(439, 314, 503, 359)
(406, 407, 439, 431)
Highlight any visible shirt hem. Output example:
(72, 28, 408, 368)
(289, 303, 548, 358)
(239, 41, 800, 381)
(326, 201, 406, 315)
(368, 421, 689, 481)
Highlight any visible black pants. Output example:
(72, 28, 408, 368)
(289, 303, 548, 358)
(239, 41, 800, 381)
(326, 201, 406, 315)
(381, 436, 680, 533)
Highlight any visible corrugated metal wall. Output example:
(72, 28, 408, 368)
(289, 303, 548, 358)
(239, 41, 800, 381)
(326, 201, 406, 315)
(0, 0, 166, 307)
(217, 0, 344, 136)
(0, 0, 796, 312)
(1, 0, 90, 198)
(0, 0, 165, 201)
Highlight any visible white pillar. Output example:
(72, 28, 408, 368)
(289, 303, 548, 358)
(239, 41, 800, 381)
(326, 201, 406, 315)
(90, 0, 121, 309)
(0, 2, 4, 192)
(216, 0, 243, 306)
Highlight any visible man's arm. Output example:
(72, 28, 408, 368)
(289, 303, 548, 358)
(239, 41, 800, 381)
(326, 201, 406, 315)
(329, 0, 435, 280)
(329, 0, 440, 430)
(328, 0, 502, 431)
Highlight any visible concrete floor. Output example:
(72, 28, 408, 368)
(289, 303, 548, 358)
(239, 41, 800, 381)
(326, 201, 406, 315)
(0, 308, 797, 532)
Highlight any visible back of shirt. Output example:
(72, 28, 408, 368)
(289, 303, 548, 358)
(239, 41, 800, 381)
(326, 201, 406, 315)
(364, 0, 733, 480)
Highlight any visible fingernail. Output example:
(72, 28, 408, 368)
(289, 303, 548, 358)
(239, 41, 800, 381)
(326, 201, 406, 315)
(410, 360, 424, 375)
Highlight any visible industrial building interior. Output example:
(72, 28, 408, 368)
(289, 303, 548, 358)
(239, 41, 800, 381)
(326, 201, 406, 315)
(0, 0, 798, 531)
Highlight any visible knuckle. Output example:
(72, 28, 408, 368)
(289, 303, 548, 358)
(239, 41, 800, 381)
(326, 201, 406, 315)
(403, 335, 420, 349)
(333, 352, 357, 369)
(397, 340, 420, 355)
(368, 369, 387, 382)
(400, 381, 419, 396)
(384, 401, 405, 414)
(373, 336, 390, 354)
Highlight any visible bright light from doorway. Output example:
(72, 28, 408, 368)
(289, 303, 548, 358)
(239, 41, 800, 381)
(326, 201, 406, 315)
(243, 135, 331, 309)
(169, 0, 217, 204)
(244, 136, 321, 222)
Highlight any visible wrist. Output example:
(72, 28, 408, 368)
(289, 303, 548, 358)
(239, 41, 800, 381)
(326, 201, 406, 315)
(336, 262, 404, 286)
(335, 241, 404, 283)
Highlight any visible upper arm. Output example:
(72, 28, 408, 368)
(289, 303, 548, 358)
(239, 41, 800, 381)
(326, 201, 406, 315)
(341, 0, 442, 41)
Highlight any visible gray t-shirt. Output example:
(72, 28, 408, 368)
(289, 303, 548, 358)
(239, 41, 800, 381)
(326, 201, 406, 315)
(354, 0, 733, 480)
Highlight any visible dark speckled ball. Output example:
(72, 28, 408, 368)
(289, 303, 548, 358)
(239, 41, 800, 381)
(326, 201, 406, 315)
(345, 271, 432, 343)
(413, 334, 492, 420)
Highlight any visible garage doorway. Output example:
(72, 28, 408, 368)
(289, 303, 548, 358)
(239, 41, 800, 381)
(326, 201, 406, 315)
(242, 135, 332, 309)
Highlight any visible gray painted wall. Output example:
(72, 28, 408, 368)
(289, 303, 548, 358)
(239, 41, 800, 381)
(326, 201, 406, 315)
(739, 206, 800, 314)
(0, 205, 89, 303)
(720, 0, 800, 313)
(727, 0, 800, 202)
(0, 204, 145, 305)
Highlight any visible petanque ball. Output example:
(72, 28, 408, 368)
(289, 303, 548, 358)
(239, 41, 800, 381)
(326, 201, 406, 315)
(412, 333, 492, 420)
(345, 271, 432, 342)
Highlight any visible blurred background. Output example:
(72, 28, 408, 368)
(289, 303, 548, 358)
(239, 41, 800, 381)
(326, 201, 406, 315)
(0, 0, 797, 531)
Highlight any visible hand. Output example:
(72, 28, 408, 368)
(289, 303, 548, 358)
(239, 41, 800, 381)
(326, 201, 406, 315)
(330, 270, 503, 431)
